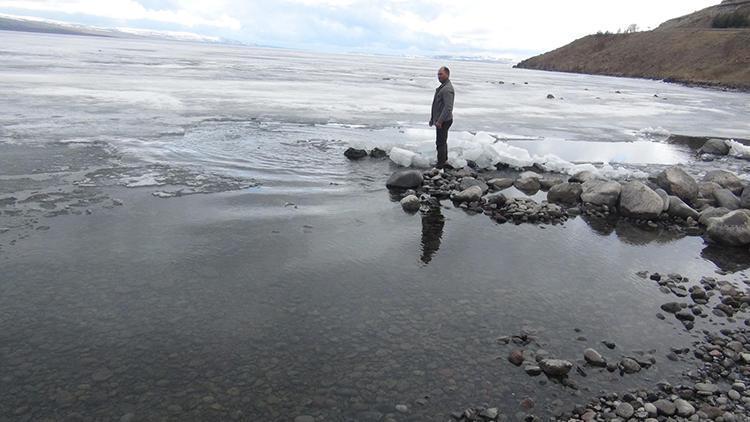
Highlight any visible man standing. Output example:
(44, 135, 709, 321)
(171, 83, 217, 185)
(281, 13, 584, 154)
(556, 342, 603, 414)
(429, 66, 455, 168)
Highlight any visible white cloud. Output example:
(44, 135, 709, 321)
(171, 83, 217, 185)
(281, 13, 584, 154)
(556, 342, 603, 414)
(0, 0, 241, 29)
(0, 0, 721, 54)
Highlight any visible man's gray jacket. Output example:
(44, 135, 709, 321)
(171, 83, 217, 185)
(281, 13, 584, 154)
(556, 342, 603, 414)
(430, 80, 454, 126)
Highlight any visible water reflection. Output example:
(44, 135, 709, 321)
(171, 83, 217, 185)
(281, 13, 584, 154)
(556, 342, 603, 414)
(701, 244, 750, 273)
(420, 207, 445, 264)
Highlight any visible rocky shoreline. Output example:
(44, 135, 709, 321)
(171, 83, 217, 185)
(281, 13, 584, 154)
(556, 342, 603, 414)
(355, 137, 750, 249)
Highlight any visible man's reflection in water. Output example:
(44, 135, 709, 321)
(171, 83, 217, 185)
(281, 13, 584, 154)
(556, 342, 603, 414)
(421, 207, 445, 264)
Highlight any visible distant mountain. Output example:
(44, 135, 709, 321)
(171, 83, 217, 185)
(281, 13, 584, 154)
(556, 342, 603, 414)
(0, 14, 233, 44)
(515, 1, 750, 90)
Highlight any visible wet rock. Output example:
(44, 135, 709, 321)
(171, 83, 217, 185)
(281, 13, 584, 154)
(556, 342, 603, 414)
(524, 365, 542, 376)
(706, 210, 750, 246)
(395, 404, 408, 413)
(386, 170, 423, 189)
(547, 182, 582, 205)
(644, 403, 657, 417)
(508, 350, 525, 366)
(620, 358, 641, 374)
(581, 180, 622, 208)
(539, 359, 573, 377)
(583, 348, 606, 367)
(547, 94, 555, 99)
(695, 382, 718, 394)
(713, 188, 741, 210)
(369, 148, 388, 158)
(570, 171, 597, 183)
(652, 399, 676, 416)
(514, 174, 541, 193)
(656, 166, 698, 204)
(699, 139, 730, 156)
(705, 170, 743, 195)
(619, 181, 664, 219)
(654, 188, 670, 212)
(344, 147, 368, 160)
(539, 176, 564, 190)
(676, 309, 695, 321)
(488, 178, 514, 190)
(485, 192, 508, 207)
(459, 177, 489, 194)
(699, 181, 723, 201)
(453, 186, 483, 203)
(400, 195, 421, 212)
(667, 196, 699, 220)
(699, 207, 731, 226)
(660, 302, 683, 313)
(615, 402, 634, 419)
(602, 341, 616, 349)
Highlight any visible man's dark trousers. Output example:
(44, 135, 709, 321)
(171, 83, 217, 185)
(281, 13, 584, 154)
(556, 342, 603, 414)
(436, 120, 453, 166)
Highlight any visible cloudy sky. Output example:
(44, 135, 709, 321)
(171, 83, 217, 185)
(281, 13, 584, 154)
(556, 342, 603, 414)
(0, 0, 719, 57)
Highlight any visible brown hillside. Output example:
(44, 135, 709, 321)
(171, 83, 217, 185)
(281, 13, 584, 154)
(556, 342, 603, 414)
(515, 2, 750, 90)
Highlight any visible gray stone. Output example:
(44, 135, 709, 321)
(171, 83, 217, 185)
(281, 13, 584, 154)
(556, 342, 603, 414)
(547, 182, 583, 205)
(459, 177, 489, 194)
(386, 170, 423, 189)
(539, 359, 573, 377)
(652, 399, 676, 416)
(570, 171, 597, 183)
(453, 186, 483, 203)
(667, 196, 699, 220)
(400, 195, 421, 212)
(620, 358, 641, 374)
(674, 399, 695, 417)
(643, 403, 658, 417)
(656, 166, 699, 204)
(741, 187, 750, 209)
(699, 139, 730, 155)
(485, 192, 508, 207)
(699, 181, 723, 200)
(619, 181, 664, 219)
(514, 176, 541, 193)
(488, 178, 514, 190)
(344, 147, 368, 160)
(524, 365, 542, 376)
(695, 382, 719, 394)
(583, 348, 607, 367)
(655, 188, 670, 212)
(699, 207, 731, 226)
(616, 402, 634, 419)
(540, 176, 565, 190)
(705, 170, 744, 195)
(706, 210, 750, 246)
(508, 350, 525, 366)
(714, 188, 741, 210)
(581, 180, 622, 208)
(395, 404, 408, 413)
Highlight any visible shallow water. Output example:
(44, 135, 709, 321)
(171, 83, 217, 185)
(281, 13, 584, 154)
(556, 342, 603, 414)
(1, 31, 750, 421)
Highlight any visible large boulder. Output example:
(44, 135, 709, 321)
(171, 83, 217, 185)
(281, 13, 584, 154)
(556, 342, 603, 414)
(619, 181, 664, 219)
(706, 210, 750, 246)
(699, 139, 730, 156)
(699, 207, 731, 226)
(539, 176, 565, 191)
(547, 182, 583, 205)
(459, 177, 489, 194)
(386, 170, 424, 189)
(713, 188, 741, 210)
(453, 186, 483, 203)
(656, 166, 698, 205)
(704, 170, 744, 195)
(667, 196, 700, 220)
(581, 180, 622, 208)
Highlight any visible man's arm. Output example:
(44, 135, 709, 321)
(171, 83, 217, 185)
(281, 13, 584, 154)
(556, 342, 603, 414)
(437, 88, 454, 125)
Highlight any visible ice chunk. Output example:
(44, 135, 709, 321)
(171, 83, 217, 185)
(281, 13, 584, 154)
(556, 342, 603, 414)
(727, 140, 750, 160)
(389, 147, 417, 167)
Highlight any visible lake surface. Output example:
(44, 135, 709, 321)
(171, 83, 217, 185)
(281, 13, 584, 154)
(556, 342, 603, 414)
(1, 31, 750, 421)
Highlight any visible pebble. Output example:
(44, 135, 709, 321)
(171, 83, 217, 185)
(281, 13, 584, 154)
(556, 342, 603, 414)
(615, 402, 634, 419)
(395, 404, 408, 413)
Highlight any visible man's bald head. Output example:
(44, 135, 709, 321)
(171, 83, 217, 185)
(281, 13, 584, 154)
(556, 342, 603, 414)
(438, 66, 450, 83)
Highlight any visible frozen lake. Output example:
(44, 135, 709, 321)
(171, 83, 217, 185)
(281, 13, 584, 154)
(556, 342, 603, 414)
(1, 31, 750, 421)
